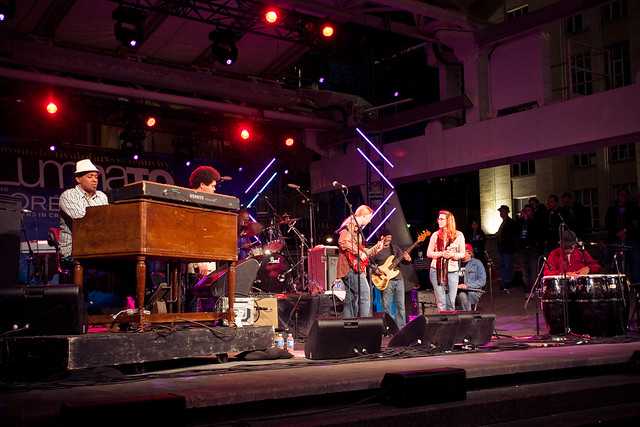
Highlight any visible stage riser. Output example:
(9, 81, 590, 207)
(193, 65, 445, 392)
(1, 325, 274, 372)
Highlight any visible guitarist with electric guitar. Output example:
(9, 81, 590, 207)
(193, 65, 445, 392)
(336, 205, 387, 318)
(371, 230, 431, 329)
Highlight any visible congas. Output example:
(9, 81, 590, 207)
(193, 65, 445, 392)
(572, 274, 627, 336)
(541, 274, 628, 336)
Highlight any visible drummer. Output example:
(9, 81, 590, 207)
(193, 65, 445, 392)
(544, 230, 602, 277)
(238, 208, 263, 261)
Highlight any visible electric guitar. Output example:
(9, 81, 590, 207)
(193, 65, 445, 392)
(371, 230, 431, 291)
(345, 235, 388, 273)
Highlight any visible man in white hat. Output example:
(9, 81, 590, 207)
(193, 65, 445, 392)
(58, 159, 109, 258)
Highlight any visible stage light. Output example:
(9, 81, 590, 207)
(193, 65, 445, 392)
(238, 167, 243, 172)
(264, 8, 279, 24)
(244, 158, 276, 194)
(209, 31, 238, 65)
(145, 116, 156, 127)
(393, 91, 399, 97)
(356, 128, 395, 168)
(321, 24, 335, 38)
(407, 224, 411, 228)
(247, 171, 278, 208)
(185, 161, 191, 167)
(133, 154, 139, 160)
(367, 207, 397, 241)
(357, 147, 394, 189)
(46, 101, 58, 115)
(318, 77, 325, 84)
(285, 137, 295, 147)
(0, 14, 4, 22)
(284, 169, 289, 175)
(49, 145, 56, 152)
(113, 6, 146, 49)
(0, 1, 14, 23)
(325, 236, 333, 244)
(240, 128, 251, 140)
(370, 191, 395, 222)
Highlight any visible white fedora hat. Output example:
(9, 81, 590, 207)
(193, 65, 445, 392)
(74, 159, 100, 175)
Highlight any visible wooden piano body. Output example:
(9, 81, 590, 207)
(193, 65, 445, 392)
(72, 198, 238, 325)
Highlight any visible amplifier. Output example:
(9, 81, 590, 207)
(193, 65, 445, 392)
(307, 245, 339, 294)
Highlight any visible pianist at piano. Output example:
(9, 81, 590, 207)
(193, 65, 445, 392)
(58, 159, 109, 259)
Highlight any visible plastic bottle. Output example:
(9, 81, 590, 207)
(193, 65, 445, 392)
(275, 333, 285, 350)
(286, 333, 295, 352)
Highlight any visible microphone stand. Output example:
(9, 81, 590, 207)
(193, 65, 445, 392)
(294, 187, 315, 248)
(484, 250, 495, 314)
(525, 256, 548, 337)
(558, 218, 571, 335)
(338, 186, 362, 317)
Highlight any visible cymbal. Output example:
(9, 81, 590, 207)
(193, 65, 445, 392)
(279, 217, 301, 224)
(241, 222, 264, 237)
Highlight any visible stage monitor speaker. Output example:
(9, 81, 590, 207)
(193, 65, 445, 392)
(455, 313, 495, 347)
(381, 368, 466, 407)
(307, 245, 339, 294)
(389, 314, 458, 351)
(0, 285, 87, 335)
(305, 318, 383, 360)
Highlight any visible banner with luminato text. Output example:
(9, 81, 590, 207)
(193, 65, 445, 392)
(0, 145, 177, 241)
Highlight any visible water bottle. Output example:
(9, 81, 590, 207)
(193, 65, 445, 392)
(286, 333, 295, 352)
(275, 333, 285, 350)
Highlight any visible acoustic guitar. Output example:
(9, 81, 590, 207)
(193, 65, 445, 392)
(371, 230, 431, 291)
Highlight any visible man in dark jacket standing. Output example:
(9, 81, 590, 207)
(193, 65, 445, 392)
(497, 205, 518, 293)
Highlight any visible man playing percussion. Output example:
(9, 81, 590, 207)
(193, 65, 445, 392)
(544, 230, 601, 277)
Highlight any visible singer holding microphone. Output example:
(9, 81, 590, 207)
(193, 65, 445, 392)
(543, 230, 601, 277)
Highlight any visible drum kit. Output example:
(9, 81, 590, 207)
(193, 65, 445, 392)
(239, 213, 305, 293)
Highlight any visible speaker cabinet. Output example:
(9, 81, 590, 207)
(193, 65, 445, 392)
(389, 313, 495, 350)
(0, 196, 21, 288)
(305, 317, 383, 360)
(0, 285, 87, 335)
(253, 296, 278, 328)
(307, 245, 339, 294)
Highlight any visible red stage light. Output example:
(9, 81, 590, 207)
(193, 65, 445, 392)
(240, 128, 251, 140)
(321, 24, 335, 38)
(285, 137, 295, 147)
(46, 101, 58, 115)
(146, 116, 157, 127)
(264, 8, 279, 24)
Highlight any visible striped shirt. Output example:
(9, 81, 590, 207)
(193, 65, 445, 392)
(59, 185, 109, 257)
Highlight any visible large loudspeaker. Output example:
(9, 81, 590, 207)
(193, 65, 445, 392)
(0, 195, 21, 288)
(305, 318, 383, 360)
(389, 313, 495, 350)
(0, 285, 87, 335)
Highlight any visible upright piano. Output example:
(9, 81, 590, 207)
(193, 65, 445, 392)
(72, 181, 239, 325)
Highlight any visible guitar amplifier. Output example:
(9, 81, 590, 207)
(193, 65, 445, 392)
(307, 245, 339, 294)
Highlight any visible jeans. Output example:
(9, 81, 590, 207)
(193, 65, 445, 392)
(342, 270, 371, 318)
(429, 268, 459, 311)
(382, 276, 406, 329)
(516, 248, 541, 291)
(498, 251, 514, 290)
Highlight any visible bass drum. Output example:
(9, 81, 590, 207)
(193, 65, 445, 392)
(255, 254, 289, 294)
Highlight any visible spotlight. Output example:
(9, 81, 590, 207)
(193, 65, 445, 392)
(240, 128, 251, 141)
(46, 101, 58, 115)
(321, 24, 335, 39)
(185, 161, 191, 167)
(284, 169, 289, 175)
(264, 8, 279, 24)
(318, 77, 325, 84)
(285, 137, 295, 147)
(209, 31, 238, 65)
(145, 116, 157, 127)
(393, 91, 399, 97)
(325, 236, 333, 244)
(49, 145, 56, 152)
(0, 1, 15, 22)
(113, 6, 146, 49)
(133, 154, 139, 160)
(238, 167, 243, 172)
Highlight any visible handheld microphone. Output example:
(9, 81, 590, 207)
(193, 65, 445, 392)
(219, 176, 233, 181)
(287, 183, 301, 190)
(332, 180, 348, 189)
